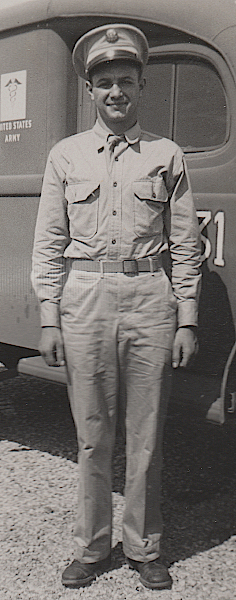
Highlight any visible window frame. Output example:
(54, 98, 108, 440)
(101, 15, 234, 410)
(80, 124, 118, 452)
(147, 43, 234, 158)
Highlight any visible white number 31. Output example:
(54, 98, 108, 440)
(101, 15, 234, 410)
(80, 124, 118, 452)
(197, 210, 225, 267)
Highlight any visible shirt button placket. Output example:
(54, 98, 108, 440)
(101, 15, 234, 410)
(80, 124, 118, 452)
(108, 153, 122, 258)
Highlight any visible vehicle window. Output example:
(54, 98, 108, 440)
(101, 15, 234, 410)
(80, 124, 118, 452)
(175, 61, 227, 149)
(139, 56, 228, 151)
(139, 63, 173, 138)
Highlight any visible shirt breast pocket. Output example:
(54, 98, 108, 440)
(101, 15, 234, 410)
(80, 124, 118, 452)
(133, 178, 168, 238)
(65, 180, 100, 240)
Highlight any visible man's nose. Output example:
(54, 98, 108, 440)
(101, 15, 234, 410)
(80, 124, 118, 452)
(110, 83, 123, 97)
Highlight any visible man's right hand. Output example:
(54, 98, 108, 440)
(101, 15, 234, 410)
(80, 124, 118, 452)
(39, 327, 65, 367)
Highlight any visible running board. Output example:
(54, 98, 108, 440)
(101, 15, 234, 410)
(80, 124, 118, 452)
(18, 353, 236, 424)
(17, 356, 67, 385)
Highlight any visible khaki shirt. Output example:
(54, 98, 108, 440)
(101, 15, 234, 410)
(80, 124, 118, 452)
(31, 120, 201, 328)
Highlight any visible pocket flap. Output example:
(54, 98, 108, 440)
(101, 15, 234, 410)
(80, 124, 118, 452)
(65, 181, 100, 203)
(133, 178, 168, 202)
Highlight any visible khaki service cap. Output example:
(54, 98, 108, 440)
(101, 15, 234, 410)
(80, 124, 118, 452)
(72, 23, 149, 79)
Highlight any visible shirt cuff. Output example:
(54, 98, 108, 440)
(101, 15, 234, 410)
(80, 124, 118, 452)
(177, 300, 198, 328)
(40, 301, 61, 328)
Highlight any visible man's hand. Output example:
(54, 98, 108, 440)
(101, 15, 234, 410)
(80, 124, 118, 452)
(39, 327, 65, 367)
(172, 326, 198, 369)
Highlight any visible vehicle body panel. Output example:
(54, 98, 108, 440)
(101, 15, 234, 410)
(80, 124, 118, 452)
(1, 1, 236, 421)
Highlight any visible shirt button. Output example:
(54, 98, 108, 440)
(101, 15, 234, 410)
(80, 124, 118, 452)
(152, 192, 156, 198)
(113, 181, 117, 187)
(112, 239, 116, 245)
(115, 156, 118, 161)
(113, 210, 117, 216)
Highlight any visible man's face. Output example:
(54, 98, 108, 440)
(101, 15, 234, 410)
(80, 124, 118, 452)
(86, 61, 144, 132)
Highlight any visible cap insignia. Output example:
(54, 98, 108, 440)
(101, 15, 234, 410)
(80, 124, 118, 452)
(106, 29, 119, 44)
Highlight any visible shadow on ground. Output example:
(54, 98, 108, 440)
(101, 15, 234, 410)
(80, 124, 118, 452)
(1, 373, 236, 564)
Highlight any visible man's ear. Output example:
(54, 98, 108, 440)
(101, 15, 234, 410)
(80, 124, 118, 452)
(86, 80, 94, 100)
(139, 77, 146, 96)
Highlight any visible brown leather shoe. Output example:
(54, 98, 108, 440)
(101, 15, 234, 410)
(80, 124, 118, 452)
(62, 555, 111, 588)
(128, 557, 172, 590)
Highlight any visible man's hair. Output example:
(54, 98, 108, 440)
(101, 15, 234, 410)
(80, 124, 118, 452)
(88, 59, 142, 83)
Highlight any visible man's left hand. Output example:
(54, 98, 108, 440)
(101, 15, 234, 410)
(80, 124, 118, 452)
(172, 326, 198, 368)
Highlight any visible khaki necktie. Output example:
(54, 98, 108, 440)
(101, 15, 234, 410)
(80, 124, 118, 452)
(105, 134, 126, 172)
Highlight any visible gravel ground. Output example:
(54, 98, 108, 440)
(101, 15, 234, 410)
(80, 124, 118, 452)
(1, 374, 236, 599)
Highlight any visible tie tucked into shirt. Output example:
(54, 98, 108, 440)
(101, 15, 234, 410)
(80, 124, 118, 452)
(105, 134, 126, 172)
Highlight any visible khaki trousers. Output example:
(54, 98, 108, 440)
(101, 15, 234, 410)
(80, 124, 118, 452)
(60, 267, 176, 563)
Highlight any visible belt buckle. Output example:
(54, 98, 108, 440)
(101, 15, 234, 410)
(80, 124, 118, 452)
(123, 259, 138, 275)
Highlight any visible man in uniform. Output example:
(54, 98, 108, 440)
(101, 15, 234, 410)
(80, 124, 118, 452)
(31, 23, 201, 591)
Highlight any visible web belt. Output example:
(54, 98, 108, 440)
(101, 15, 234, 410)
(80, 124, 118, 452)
(71, 256, 162, 275)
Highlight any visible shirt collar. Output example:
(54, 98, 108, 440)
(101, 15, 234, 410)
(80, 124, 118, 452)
(93, 120, 141, 152)
(124, 122, 141, 145)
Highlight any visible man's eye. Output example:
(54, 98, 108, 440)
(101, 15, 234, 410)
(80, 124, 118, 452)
(97, 81, 111, 88)
(120, 80, 133, 85)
